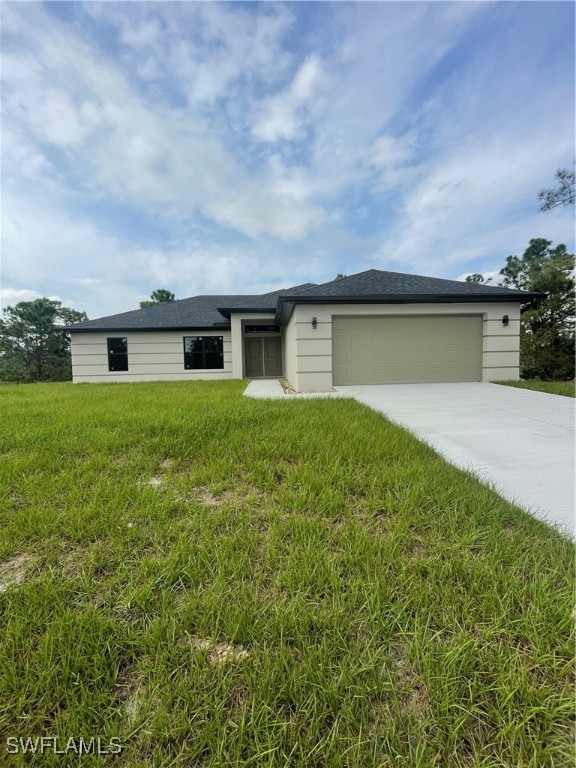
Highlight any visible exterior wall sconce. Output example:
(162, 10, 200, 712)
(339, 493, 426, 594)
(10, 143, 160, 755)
(502, 315, 509, 326)
(312, 317, 318, 329)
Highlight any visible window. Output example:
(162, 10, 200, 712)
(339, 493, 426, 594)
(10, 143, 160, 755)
(245, 324, 280, 333)
(184, 336, 224, 370)
(107, 337, 128, 372)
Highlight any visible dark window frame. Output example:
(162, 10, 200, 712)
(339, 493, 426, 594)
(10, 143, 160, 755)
(183, 336, 224, 370)
(244, 324, 280, 334)
(107, 337, 128, 372)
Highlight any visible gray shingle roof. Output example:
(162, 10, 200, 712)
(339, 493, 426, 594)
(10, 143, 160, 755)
(65, 284, 318, 332)
(66, 295, 253, 332)
(274, 269, 542, 324)
(281, 269, 535, 299)
(67, 270, 542, 332)
(218, 283, 317, 312)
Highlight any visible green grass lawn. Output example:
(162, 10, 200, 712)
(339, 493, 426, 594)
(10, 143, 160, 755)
(495, 380, 576, 398)
(0, 381, 573, 767)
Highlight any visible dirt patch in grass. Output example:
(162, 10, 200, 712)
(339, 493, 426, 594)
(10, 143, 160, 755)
(226, 678, 251, 714)
(58, 546, 80, 573)
(188, 635, 249, 664)
(116, 666, 144, 725)
(389, 643, 430, 717)
(8, 495, 31, 510)
(186, 486, 236, 506)
(171, 588, 191, 610)
(405, 540, 427, 560)
(367, 508, 392, 534)
(0, 553, 33, 593)
(57, 541, 105, 580)
(57, 540, 121, 590)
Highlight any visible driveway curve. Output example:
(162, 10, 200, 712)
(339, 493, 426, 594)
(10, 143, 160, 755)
(336, 382, 575, 536)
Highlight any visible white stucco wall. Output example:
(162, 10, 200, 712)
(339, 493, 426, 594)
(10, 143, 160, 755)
(282, 313, 298, 385)
(283, 302, 522, 392)
(70, 330, 232, 383)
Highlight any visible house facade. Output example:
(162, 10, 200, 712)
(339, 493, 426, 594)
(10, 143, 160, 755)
(67, 269, 540, 391)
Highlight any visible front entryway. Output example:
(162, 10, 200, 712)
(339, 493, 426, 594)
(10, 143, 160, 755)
(245, 337, 282, 378)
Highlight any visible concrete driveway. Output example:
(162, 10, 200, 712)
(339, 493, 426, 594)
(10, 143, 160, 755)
(335, 382, 575, 536)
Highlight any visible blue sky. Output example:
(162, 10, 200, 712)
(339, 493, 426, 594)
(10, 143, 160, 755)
(1, 1, 574, 319)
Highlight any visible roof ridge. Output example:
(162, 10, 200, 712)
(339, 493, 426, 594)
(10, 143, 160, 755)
(280, 268, 530, 297)
(221, 282, 318, 309)
(282, 270, 377, 296)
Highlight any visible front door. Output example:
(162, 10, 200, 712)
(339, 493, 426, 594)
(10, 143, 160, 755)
(244, 337, 282, 377)
(263, 338, 282, 377)
(245, 338, 264, 377)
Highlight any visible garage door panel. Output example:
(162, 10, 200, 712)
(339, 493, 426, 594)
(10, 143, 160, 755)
(333, 315, 482, 385)
(332, 335, 347, 350)
(349, 352, 369, 368)
(445, 349, 464, 363)
(388, 350, 407, 365)
(372, 350, 391, 365)
(345, 318, 368, 332)
(350, 333, 368, 348)
(384, 334, 403, 351)
(405, 349, 420, 364)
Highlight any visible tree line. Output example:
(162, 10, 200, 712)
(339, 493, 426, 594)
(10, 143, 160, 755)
(466, 238, 574, 380)
(1, 169, 574, 383)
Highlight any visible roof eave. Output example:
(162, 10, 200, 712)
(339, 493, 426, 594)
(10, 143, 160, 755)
(66, 324, 231, 333)
(216, 307, 277, 318)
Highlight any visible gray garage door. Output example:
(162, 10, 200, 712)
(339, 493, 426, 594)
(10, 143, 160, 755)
(332, 315, 483, 385)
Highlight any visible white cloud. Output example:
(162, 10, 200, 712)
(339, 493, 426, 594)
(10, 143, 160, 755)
(68, 278, 106, 287)
(136, 57, 161, 81)
(252, 55, 325, 142)
(1, 4, 322, 243)
(0, 2, 491, 250)
(119, 16, 163, 50)
(1, 195, 123, 305)
(0, 178, 325, 318)
(376, 131, 575, 276)
(0, 288, 44, 307)
(1, 128, 54, 182)
(267, 155, 317, 203)
(369, 135, 416, 169)
(364, 133, 419, 193)
(86, 2, 293, 106)
(300, 2, 486, 196)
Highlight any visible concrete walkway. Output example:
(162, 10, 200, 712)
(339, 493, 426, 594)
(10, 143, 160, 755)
(336, 382, 575, 536)
(244, 379, 350, 400)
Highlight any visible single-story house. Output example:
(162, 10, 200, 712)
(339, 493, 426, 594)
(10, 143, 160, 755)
(66, 269, 541, 391)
